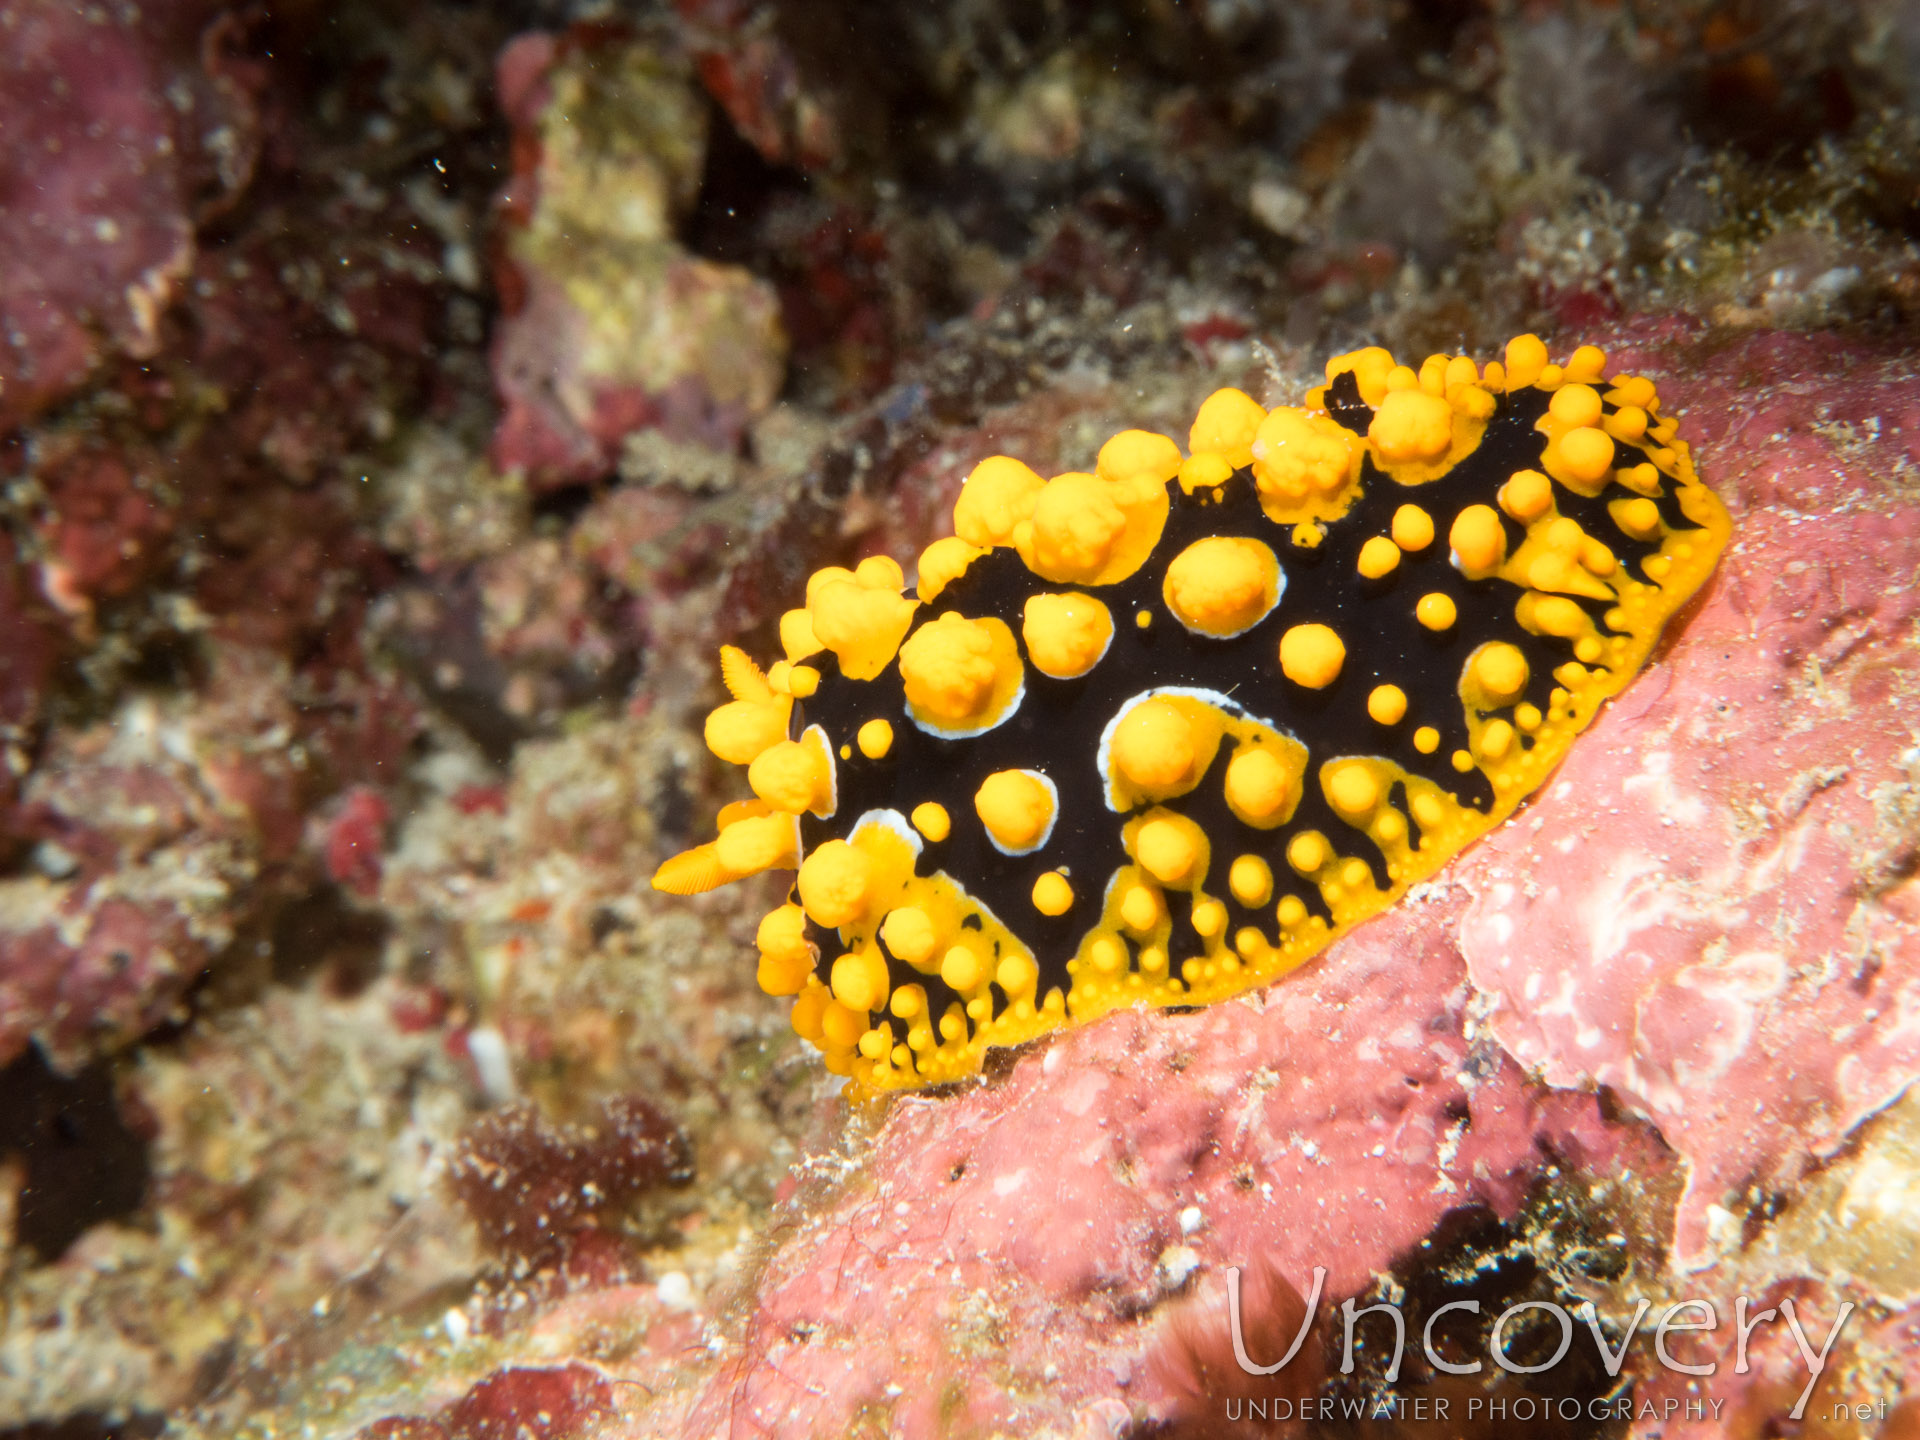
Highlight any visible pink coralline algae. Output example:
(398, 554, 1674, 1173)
(0, 0, 262, 430)
(489, 29, 788, 485)
(1458, 326, 1920, 1271)
(0, 0, 193, 428)
(0, 648, 413, 1069)
(324, 788, 392, 900)
(673, 900, 1649, 1437)
(361, 1364, 614, 1440)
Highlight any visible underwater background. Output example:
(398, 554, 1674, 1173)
(2, 0, 1919, 1436)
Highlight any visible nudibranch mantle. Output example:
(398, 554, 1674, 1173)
(656, 335, 1730, 1095)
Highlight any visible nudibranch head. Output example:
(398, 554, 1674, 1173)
(656, 336, 1731, 1094)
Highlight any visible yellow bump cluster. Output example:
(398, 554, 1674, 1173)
(652, 333, 1730, 1095)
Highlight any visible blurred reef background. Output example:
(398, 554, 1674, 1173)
(2, 1, 1920, 1437)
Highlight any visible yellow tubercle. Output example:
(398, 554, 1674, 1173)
(1021, 591, 1115, 678)
(974, 769, 1058, 855)
(1249, 407, 1362, 527)
(916, 536, 986, 603)
(1188, 387, 1267, 468)
(1163, 535, 1282, 636)
(1013, 470, 1170, 586)
(898, 612, 1024, 736)
(807, 560, 918, 681)
(1279, 623, 1345, 688)
(953, 455, 1045, 549)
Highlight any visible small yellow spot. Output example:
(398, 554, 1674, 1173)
(1276, 895, 1307, 928)
(1341, 859, 1370, 889)
(1477, 719, 1516, 760)
(1367, 684, 1408, 725)
(1369, 388, 1455, 463)
(1287, 831, 1328, 875)
(858, 1027, 890, 1061)
(1229, 855, 1273, 907)
(1357, 535, 1401, 579)
(1414, 726, 1440, 754)
(1559, 427, 1614, 482)
(1022, 592, 1114, 678)
(1191, 900, 1226, 939)
(1449, 504, 1506, 574)
(1032, 871, 1075, 916)
(1164, 536, 1281, 635)
(1416, 593, 1458, 630)
(1136, 818, 1201, 885)
(1088, 935, 1127, 974)
(1412, 792, 1445, 829)
(1326, 762, 1380, 817)
(839, 745, 851, 759)
(1499, 469, 1554, 524)
(1574, 635, 1604, 663)
(1136, 609, 1153, 629)
(1391, 504, 1435, 551)
(1473, 643, 1530, 700)
(910, 801, 951, 842)
(1374, 810, 1407, 845)
(1279, 623, 1346, 688)
(1451, 749, 1475, 773)
(1119, 882, 1163, 932)
(880, 907, 938, 966)
(857, 718, 893, 759)
(974, 769, 1056, 854)
(1515, 703, 1542, 732)
(940, 945, 986, 991)
(1548, 384, 1603, 429)
(1644, 555, 1672, 580)
(788, 665, 820, 698)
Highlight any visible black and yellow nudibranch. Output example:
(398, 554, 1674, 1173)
(654, 336, 1731, 1094)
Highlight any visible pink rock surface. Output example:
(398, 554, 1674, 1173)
(669, 897, 1649, 1437)
(0, 0, 194, 428)
(1458, 327, 1920, 1271)
(0, 645, 414, 1068)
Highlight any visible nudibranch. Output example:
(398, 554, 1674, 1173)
(655, 336, 1730, 1094)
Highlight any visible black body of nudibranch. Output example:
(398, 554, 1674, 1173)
(655, 336, 1731, 1094)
